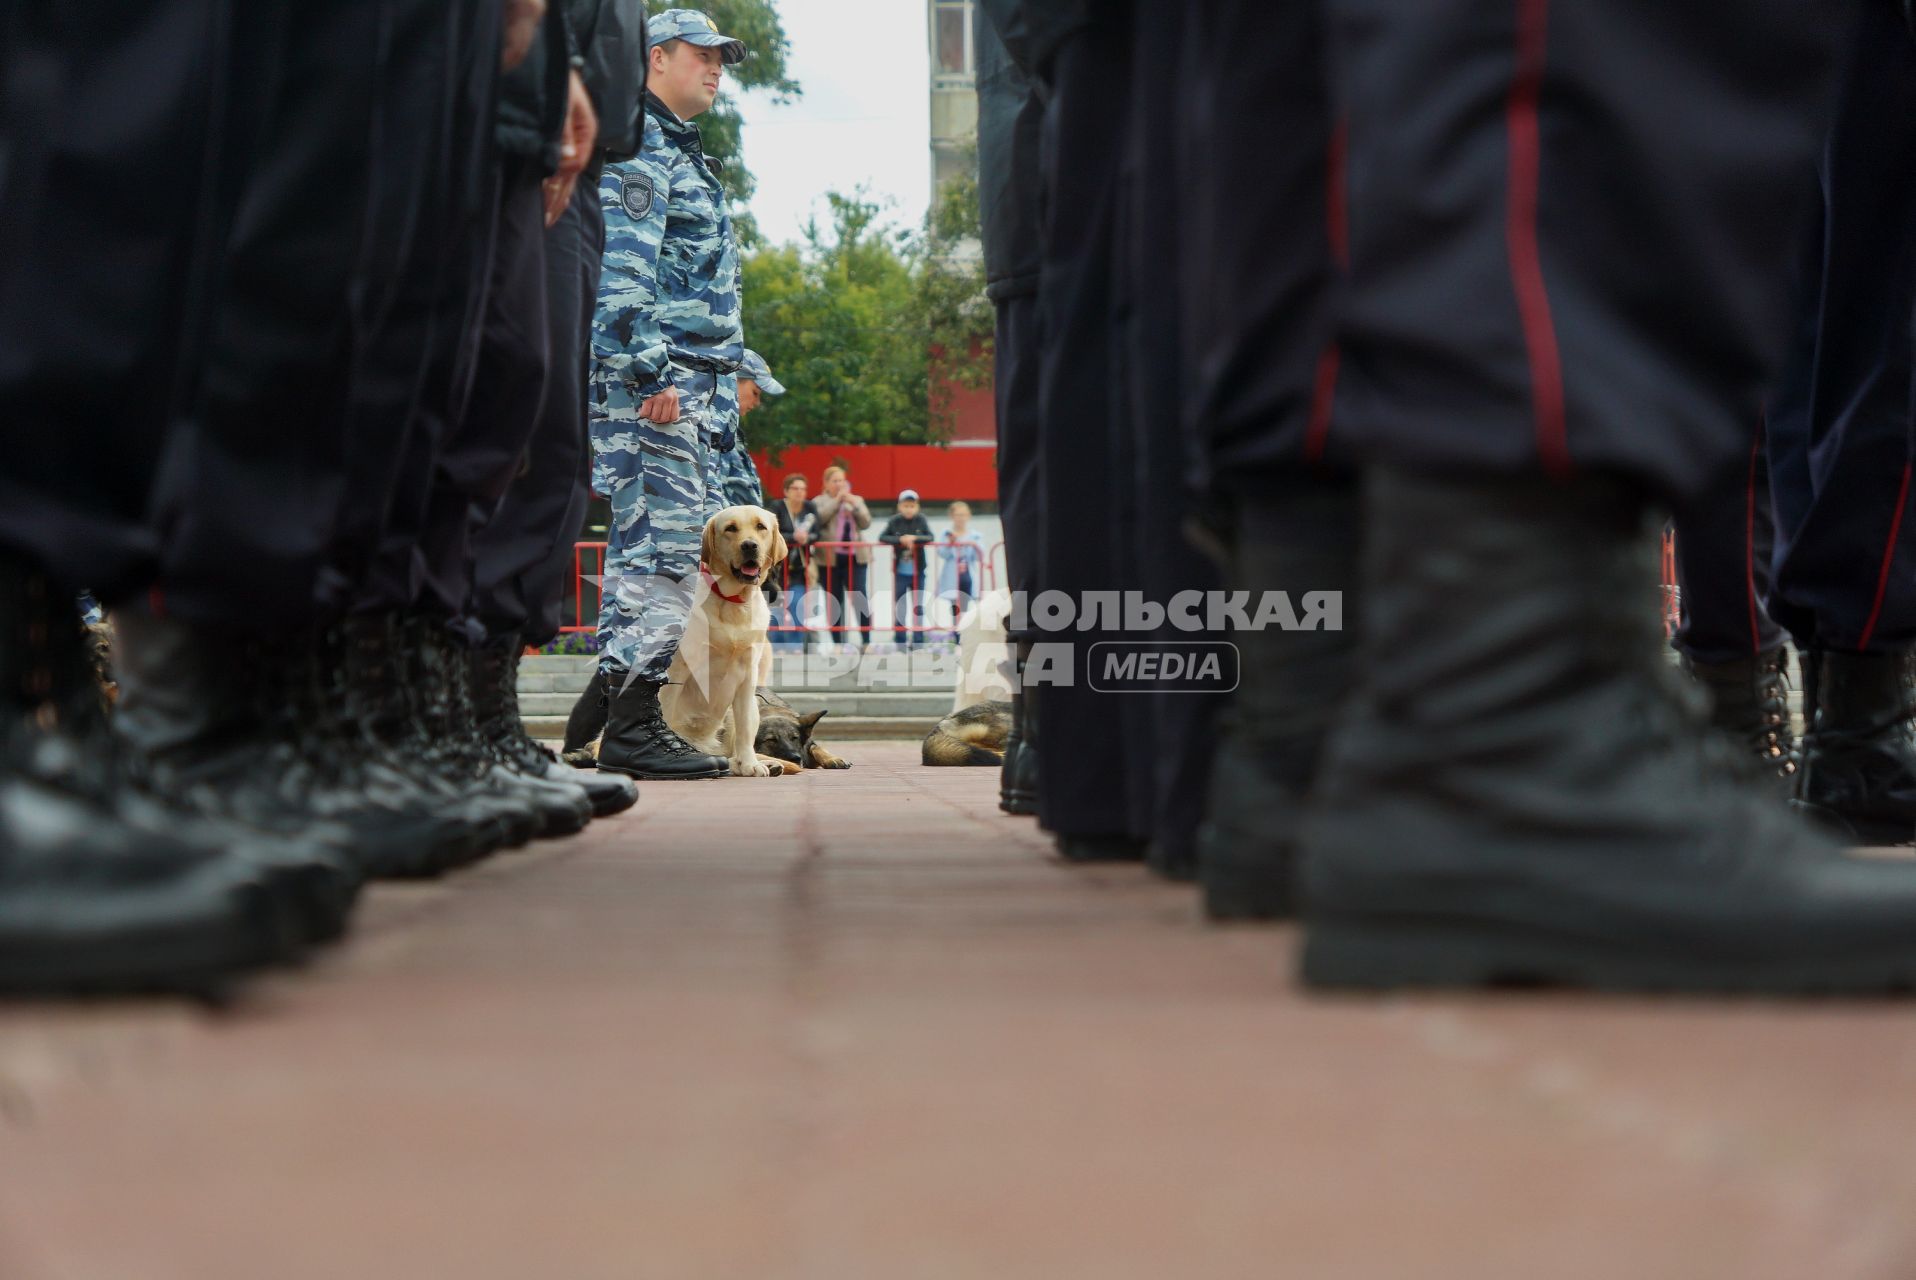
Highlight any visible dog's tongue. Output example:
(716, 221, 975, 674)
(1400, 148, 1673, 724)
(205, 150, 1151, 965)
(737, 563, 761, 580)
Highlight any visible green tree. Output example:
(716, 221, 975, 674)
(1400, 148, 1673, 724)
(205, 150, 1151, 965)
(742, 191, 931, 458)
(738, 160, 995, 463)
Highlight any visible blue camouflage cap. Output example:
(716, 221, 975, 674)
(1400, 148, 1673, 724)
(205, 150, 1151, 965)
(739, 349, 785, 395)
(648, 8, 748, 64)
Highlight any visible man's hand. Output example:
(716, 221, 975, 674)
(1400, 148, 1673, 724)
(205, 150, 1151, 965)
(640, 387, 681, 423)
(793, 530, 811, 545)
(899, 535, 919, 549)
(501, 0, 546, 71)
(544, 69, 598, 228)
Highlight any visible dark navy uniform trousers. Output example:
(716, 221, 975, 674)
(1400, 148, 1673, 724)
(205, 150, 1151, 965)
(1674, 0, 1916, 661)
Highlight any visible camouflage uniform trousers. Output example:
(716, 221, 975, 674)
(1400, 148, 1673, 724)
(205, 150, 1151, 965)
(716, 418, 765, 509)
(590, 368, 737, 679)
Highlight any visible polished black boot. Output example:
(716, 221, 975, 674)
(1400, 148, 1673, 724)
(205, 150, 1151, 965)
(472, 642, 637, 817)
(1794, 649, 1916, 844)
(1196, 473, 1359, 921)
(1682, 646, 1798, 798)
(1299, 469, 1916, 994)
(0, 554, 297, 993)
(998, 640, 1039, 815)
(596, 670, 729, 780)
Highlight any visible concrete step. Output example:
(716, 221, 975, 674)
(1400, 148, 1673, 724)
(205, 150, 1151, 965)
(524, 714, 940, 743)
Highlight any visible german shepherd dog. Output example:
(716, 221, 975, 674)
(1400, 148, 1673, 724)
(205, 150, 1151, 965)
(746, 687, 851, 773)
(921, 699, 1012, 766)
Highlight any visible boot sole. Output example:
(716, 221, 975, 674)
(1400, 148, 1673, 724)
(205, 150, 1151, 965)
(1302, 916, 1916, 995)
(595, 763, 728, 782)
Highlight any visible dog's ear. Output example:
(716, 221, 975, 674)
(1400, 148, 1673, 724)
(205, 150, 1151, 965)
(700, 517, 720, 573)
(769, 524, 788, 576)
(798, 709, 827, 742)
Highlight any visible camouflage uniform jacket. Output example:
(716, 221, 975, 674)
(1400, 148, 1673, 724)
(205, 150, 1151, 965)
(592, 93, 743, 400)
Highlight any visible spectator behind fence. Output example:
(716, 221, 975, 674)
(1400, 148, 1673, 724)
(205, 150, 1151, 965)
(813, 465, 873, 646)
(937, 501, 988, 643)
(880, 489, 934, 649)
(773, 473, 818, 650)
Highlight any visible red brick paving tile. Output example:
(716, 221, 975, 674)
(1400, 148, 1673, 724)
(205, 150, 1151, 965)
(2, 742, 1916, 1279)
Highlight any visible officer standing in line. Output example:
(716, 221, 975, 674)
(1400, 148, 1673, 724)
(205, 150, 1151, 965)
(972, 4, 1046, 821)
(589, 8, 749, 780)
(1174, 0, 1357, 923)
(1674, 1, 1916, 842)
(716, 348, 781, 507)
(0, 0, 565, 992)
(464, 0, 652, 819)
(1278, 0, 1916, 993)
(1668, 440, 1795, 793)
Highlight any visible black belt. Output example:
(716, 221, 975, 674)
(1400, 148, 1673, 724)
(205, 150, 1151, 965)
(675, 355, 741, 376)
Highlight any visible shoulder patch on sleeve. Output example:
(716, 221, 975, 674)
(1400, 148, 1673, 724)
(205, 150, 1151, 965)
(620, 172, 656, 219)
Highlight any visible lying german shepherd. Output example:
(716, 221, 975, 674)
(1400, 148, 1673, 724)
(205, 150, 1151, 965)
(740, 686, 850, 773)
(922, 699, 1012, 767)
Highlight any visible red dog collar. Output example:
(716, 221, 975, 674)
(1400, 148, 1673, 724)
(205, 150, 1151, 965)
(700, 564, 748, 605)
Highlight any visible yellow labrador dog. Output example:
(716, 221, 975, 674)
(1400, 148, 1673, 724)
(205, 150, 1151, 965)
(660, 506, 788, 778)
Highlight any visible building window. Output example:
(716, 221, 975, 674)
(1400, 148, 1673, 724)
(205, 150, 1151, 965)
(934, 0, 973, 76)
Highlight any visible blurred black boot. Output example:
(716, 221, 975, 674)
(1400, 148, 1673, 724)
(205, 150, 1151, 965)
(0, 553, 296, 993)
(1682, 646, 1798, 798)
(1300, 469, 1916, 994)
(1196, 472, 1360, 921)
(113, 608, 457, 881)
(998, 640, 1038, 815)
(414, 622, 590, 836)
(472, 642, 637, 817)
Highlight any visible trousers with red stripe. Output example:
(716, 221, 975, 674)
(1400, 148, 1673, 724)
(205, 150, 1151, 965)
(1672, 0, 1916, 660)
(1315, 0, 1852, 494)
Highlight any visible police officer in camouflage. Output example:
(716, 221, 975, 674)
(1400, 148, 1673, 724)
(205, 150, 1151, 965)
(589, 8, 749, 779)
(717, 348, 781, 507)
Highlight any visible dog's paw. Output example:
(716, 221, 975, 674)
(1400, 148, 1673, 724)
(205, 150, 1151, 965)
(816, 754, 851, 770)
(731, 757, 773, 778)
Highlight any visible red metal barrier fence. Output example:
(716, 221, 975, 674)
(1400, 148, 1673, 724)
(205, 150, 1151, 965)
(569, 534, 1683, 639)
(565, 539, 1003, 641)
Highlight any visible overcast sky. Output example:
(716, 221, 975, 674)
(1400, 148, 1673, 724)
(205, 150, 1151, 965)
(732, 0, 933, 247)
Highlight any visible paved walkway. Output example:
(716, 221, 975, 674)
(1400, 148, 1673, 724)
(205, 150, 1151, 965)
(4, 742, 1916, 1279)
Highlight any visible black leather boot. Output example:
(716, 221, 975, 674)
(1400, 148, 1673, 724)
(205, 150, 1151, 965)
(1299, 469, 1916, 994)
(472, 642, 637, 817)
(1795, 649, 1916, 844)
(998, 640, 1039, 815)
(1196, 473, 1360, 921)
(413, 624, 590, 838)
(1682, 646, 1798, 798)
(0, 554, 297, 992)
(596, 670, 729, 780)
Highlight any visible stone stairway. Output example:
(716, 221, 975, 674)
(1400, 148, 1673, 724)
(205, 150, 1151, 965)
(518, 651, 967, 741)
